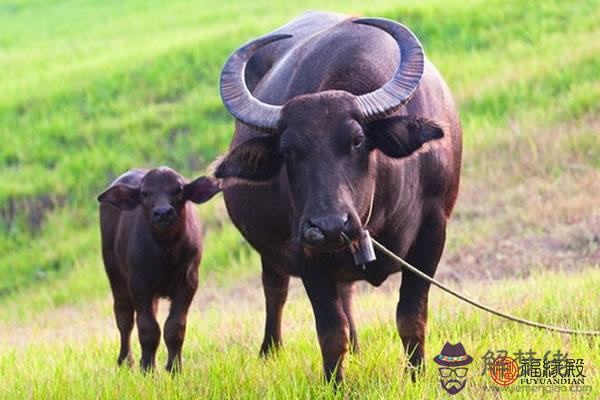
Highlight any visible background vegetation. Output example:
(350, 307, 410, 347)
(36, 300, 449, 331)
(0, 0, 598, 398)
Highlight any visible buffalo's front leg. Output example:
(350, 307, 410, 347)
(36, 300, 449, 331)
(303, 268, 349, 383)
(164, 283, 196, 373)
(397, 208, 446, 377)
(337, 282, 359, 353)
(260, 259, 289, 357)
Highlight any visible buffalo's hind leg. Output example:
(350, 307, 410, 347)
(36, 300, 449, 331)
(397, 208, 446, 379)
(338, 282, 359, 353)
(259, 258, 289, 357)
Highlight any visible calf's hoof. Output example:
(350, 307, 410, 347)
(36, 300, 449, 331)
(166, 360, 181, 374)
(259, 340, 282, 358)
(117, 353, 134, 368)
(140, 360, 156, 373)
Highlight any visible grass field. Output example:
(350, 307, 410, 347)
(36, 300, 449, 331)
(1, 269, 598, 398)
(1, 0, 599, 398)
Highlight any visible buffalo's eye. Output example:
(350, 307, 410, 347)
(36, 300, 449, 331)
(352, 135, 365, 149)
(172, 186, 183, 196)
(141, 191, 151, 199)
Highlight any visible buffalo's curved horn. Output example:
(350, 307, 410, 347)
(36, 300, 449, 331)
(219, 34, 292, 133)
(352, 18, 425, 122)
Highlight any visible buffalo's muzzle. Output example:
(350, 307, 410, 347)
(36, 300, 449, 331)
(303, 226, 325, 244)
(301, 213, 350, 248)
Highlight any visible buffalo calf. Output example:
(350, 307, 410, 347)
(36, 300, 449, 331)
(98, 167, 220, 372)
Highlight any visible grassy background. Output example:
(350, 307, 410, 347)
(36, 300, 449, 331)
(2, 0, 599, 304)
(0, 0, 599, 398)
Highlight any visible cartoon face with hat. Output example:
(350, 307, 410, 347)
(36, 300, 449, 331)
(433, 342, 473, 395)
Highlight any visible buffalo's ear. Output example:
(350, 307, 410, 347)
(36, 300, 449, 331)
(366, 116, 444, 158)
(184, 176, 221, 204)
(213, 136, 283, 183)
(97, 184, 140, 210)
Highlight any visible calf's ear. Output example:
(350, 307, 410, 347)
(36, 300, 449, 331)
(97, 184, 140, 210)
(213, 136, 283, 183)
(366, 116, 444, 158)
(184, 176, 221, 204)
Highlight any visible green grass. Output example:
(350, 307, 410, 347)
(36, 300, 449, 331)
(0, 269, 597, 398)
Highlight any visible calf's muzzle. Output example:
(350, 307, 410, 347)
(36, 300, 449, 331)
(151, 206, 176, 225)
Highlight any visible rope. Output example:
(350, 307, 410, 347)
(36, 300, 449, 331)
(370, 237, 600, 337)
(362, 184, 376, 227)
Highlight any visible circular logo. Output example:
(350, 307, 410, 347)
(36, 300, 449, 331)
(489, 356, 519, 386)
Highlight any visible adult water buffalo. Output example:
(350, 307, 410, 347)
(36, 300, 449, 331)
(214, 11, 462, 382)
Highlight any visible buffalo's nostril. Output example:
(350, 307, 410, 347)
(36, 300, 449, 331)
(303, 213, 352, 246)
(303, 226, 325, 244)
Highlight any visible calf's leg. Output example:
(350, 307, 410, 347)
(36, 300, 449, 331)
(135, 297, 160, 372)
(105, 268, 134, 367)
(259, 259, 289, 357)
(114, 297, 134, 367)
(164, 284, 196, 373)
